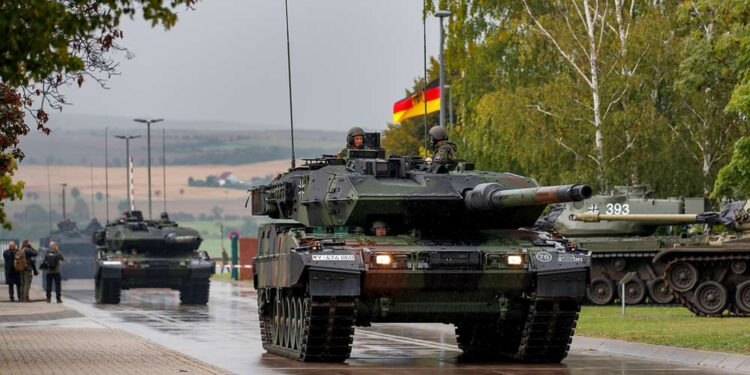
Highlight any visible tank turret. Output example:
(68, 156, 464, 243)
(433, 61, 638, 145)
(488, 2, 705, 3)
(250, 135, 592, 364)
(571, 200, 749, 237)
(93, 211, 212, 306)
(251, 152, 591, 230)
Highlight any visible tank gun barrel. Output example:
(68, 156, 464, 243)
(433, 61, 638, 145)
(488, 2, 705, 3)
(464, 183, 592, 211)
(571, 212, 702, 223)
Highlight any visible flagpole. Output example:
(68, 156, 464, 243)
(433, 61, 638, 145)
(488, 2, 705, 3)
(422, 0, 429, 155)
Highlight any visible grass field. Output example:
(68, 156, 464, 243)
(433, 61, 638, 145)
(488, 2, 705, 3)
(576, 306, 750, 354)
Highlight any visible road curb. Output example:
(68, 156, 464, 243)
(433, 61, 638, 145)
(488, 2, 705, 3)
(571, 336, 750, 373)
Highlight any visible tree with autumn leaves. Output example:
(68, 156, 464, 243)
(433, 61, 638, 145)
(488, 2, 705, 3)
(0, 0, 196, 229)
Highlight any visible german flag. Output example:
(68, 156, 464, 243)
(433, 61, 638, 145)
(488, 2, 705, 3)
(392, 80, 440, 123)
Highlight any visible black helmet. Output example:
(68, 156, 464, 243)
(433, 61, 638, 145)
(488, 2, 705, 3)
(346, 126, 366, 147)
(429, 126, 448, 146)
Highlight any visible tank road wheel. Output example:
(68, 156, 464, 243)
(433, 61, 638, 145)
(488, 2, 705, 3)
(95, 276, 121, 304)
(694, 281, 728, 316)
(731, 261, 747, 275)
(262, 291, 356, 362)
(618, 277, 647, 305)
(612, 259, 627, 272)
(587, 277, 615, 305)
(667, 262, 699, 292)
(647, 277, 674, 304)
(735, 280, 750, 314)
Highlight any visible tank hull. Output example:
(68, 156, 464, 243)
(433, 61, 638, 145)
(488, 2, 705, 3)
(254, 223, 590, 363)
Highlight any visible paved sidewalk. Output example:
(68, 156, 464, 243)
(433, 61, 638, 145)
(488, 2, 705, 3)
(0, 285, 81, 322)
(0, 326, 227, 375)
(0, 285, 229, 374)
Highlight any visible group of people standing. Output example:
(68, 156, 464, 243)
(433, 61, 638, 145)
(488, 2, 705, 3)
(3, 241, 64, 303)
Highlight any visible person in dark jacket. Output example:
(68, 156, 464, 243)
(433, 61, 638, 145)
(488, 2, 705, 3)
(42, 241, 64, 303)
(19, 240, 38, 302)
(2, 242, 22, 302)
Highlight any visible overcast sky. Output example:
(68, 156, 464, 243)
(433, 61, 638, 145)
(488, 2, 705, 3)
(61, 0, 441, 132)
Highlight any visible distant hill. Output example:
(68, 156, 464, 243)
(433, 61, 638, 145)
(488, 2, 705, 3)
(20, 114, 344, 166)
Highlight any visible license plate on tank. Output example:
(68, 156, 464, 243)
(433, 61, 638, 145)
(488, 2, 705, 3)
(312, 254, 355, 261)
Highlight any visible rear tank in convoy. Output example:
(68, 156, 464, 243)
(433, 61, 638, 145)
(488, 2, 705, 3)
(250, 133, 593, 363)
(572, 200, 750, 316)
(534, 185, 710, 305)
(92, 211, 213, 305)
(39, 218, 102, 279)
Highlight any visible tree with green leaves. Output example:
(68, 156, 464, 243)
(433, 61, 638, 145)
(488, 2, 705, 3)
(0, 0, 197, 229)
(712, 136, 750, 201)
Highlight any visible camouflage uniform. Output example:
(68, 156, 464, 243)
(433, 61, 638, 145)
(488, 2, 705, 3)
(432, 141, 457, 163)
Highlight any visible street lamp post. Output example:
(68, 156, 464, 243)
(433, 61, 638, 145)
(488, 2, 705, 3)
(114, 135, 141, 213)
(133, 118, 164, 220)
(435, 10, 451, 129)
(60, 183, 68, 219)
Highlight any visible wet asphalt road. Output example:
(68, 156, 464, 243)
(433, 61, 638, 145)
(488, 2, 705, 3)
(54, 279, 735, 375)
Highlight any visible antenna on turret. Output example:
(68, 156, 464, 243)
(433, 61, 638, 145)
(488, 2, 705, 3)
(105, 127, 110, 224)
(284, 0, 296, 168)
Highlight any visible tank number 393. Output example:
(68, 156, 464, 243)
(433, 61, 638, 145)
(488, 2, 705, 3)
(605, 203, 630, 215)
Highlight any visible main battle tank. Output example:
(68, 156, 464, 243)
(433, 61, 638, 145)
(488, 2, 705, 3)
(572, 200, 750, 316)
(250, 134, 593, 363)
(39, 218, 102, 279)
(534, 185, 710, 305)
(92, 211, 213, 305)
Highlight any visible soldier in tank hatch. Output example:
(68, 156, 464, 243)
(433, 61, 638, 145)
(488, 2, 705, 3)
(338, 126, 366, 158)
(372, 221, 388, 237)
(429, 126, 457, 163)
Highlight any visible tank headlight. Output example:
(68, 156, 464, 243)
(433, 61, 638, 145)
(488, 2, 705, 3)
(102, 260, 121, 266)
(507, 255, 523, 266)
(375, 254, 392, 265)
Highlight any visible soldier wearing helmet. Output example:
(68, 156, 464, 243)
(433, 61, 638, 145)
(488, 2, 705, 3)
(338, 126, 366, 158)
(371, 221, 388, 237)
(428, 126, 457, 163)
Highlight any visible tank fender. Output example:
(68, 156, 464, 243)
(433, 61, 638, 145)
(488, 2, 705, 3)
(529, 250, 590, 298)
(308, 269, 361, 296)
(98, 263, 123, 279)
(302, 251, 365, 296)
(188, 263, 213, 279)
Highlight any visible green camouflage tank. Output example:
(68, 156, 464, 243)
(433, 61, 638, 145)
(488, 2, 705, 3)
(92, 211, 213, 305)
(249, 133, 593, 363)
(572, 199, 750, 316)
(39, 218, 102, 279)
(534, 185, 709, 305)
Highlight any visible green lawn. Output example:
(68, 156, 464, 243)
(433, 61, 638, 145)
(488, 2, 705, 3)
(576, 306, 750, 354)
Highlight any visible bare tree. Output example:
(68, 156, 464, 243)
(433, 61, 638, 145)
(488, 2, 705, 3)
(522, 0, 642, 186)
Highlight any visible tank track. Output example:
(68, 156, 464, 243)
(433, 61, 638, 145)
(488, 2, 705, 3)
(508, 297, 581, 362)
(179, 279, 210, 305)
(666, 255, 750, 317)
(95, 277, 121, 304)
(259, 293, 356, 362)
(455, 296, 581, 363)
